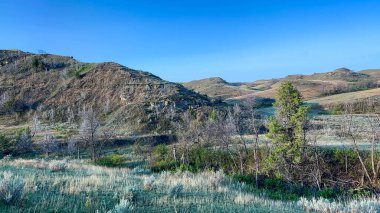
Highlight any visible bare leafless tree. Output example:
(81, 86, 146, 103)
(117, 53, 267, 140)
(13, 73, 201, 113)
(39, 133, 59, 156)
(364, 114, 380, 185)
(104, 98, 110, 114)
(306, 119, 327, 190)
(203, 111, 239, 172)
(79, 108, 101, 161)
(175, 111, 200, 164)
(79, 108, 114, 161)
(67, 107, 75, 125)
(0, 92, 10, 110)
(67, 139, 79, 159)
(340, 103, 373, 186)
(15, 129, 33, 153)
(31, 113, 42, 137)
(244, 98, 263, 187)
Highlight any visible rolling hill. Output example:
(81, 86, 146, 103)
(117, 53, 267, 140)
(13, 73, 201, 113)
(182, 77, 255, 100)
(183, 68, 380, 106)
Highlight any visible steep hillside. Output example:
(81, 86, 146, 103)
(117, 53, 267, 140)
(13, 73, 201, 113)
(0, 50, 212, 133)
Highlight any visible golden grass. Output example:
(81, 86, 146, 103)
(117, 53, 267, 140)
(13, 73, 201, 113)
(308, 87, 380, 106)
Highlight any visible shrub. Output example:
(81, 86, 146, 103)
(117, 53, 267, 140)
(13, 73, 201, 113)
(31, 57, 40, 68)
(125, 186, 138, 202)
(143, 175, 156, 190)
(130, 166, 151, 175)
(152, 144, 169, 161)
(68, 64, 92, 78)
(316, 188, 336, 199)
(0, 172, 24, 204)
(263, 178, 283, 190)
(49, 161, 67, 172)
(168, 183, 183, 198)
(15, 128, 33, 153)
(150, 160, 178, 172)
(107, 198, 134, 213)
(0, 134, 15, 156)
(95, 154, 125, 167)
(1, 154, 12, 162)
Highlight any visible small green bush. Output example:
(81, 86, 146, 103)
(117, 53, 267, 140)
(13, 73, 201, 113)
(233, 174, 254, 185)
(0, 134, 15, 157)
(152, 144, 169, 161)
(316, 188, 336, 199)
(95, 154, 125, 167)
(31, 57, 40, 68)
(150, 160, 178, 172)
(263, 178, 283, 190)
(3, 98, 16, 110)
(68, 64, 93, 78)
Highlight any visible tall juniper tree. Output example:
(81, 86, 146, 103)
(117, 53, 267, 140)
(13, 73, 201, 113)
(266, 81, 310, 181)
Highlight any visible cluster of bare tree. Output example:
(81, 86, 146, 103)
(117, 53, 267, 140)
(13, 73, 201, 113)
(335, 102, 380, 188)
(155, 99, 265, 184)
(270, 98, 380, 190)
(2, 106, 114, 160)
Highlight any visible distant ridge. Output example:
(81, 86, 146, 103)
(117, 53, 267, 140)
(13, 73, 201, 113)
(182, 68, 380, 103)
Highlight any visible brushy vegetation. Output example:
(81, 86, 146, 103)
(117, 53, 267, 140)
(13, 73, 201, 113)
(149, 145, 377, 200)
(0, 158, 299, 212)
(1, 157, 379, 212)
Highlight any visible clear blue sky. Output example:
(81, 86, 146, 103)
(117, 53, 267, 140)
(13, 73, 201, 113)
(1, 0, 379, 82)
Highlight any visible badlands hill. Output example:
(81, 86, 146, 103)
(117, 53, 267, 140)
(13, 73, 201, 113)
(0, 50, 212, 134)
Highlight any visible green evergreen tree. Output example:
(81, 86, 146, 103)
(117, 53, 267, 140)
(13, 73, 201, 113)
(266, 81, 310, 179)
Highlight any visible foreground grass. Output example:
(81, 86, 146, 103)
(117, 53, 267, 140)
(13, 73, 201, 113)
(0, 158, 379, 212)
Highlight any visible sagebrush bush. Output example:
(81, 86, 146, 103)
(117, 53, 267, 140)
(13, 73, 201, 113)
(95, 154, 125, 167)
(1, 154, 12, 162)
(0, 171, 24, 204)
(107, 198, 134, 213)
(143, 175, 156, 190)
(125, 186, 138, 202)
(130, 166, 151, 175)
(168, 183, 183, 198)
(298, 197, 380, 213)
(49, 161, 67, 172)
